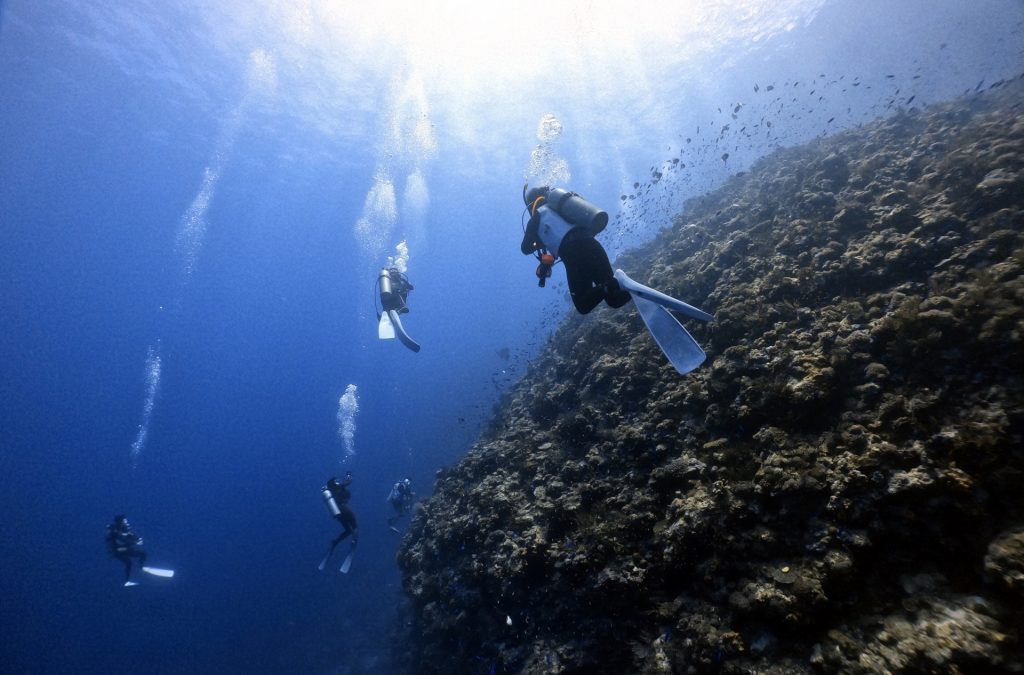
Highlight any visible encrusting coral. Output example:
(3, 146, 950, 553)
(397, 81, 1024, 674)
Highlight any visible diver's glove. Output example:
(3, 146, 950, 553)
(536, 253, 555, 287)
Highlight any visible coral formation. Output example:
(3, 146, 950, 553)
(398, 82, 1024, 673)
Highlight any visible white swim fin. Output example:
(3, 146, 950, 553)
(339, 553, 353, 574)
(632, 294, 708, 375)
(614, 269, 714, 322)
(124, 581, 139, 587)
(141, 566, 175, 578)
(378, 311, 396, 340)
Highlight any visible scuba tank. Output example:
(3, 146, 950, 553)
(545, 188, 608, 235)
(322, 486, 341, 517)
(378, 268, 397, 311)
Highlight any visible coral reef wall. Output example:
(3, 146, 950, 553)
(398, 83, 1024, 674)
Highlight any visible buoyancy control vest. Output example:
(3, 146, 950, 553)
(527, 186, 609, 257)
(535, 206, 576, 258)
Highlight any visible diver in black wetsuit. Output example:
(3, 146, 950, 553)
(106, 515, 147, 586)
(521, 185, 632, 314)
(377, 268, 421, 352)
(325, 473, 359, 549)
(379, 268, 413, 314)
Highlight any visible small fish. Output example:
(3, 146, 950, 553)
(906, 95, 916, 105)
(721, 153, 730, 162)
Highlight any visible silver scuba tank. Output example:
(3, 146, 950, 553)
(322, 486, 341, 516)
(379, 268, 396, 310)
(546, 188, 609, 235)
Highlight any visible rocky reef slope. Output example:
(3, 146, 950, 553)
(398, 82, 1024, 674)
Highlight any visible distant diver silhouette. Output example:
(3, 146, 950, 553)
(376, 267, 420, 352)
(320, 473, 359, 574)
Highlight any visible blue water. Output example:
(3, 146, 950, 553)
(1, 2, 1021, 673)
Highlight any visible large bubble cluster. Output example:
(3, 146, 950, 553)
(129, 342, 162, 467)
(336, 384, 360, 460)
(527, 113, 571, 186)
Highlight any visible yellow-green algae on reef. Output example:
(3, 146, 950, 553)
(398, 82, 1024, 674)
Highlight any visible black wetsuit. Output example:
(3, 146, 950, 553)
(328, 477, 359, 546)
(106, 521, 146, 583)
(381, 269, 413, 314)
(521, 213, 631, 314)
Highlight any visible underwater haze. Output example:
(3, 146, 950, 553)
(1, 1, 1021, 673)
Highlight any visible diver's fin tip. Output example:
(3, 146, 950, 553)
(615, 269, 713, 322)
(388, 310, 421, 352)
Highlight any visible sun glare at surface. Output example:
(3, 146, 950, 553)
(272, 0, 825, 87)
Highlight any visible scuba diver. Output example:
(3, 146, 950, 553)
(320, 472, 359, 574)
(521, 184, 631, 314)
(105, 515, 174, 587)
(386, 477, 415, 532)
(376, 267, 421, 353)
(520, 184, 715, 374)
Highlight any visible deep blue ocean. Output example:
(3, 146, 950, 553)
(2, 2, 1021, 673)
